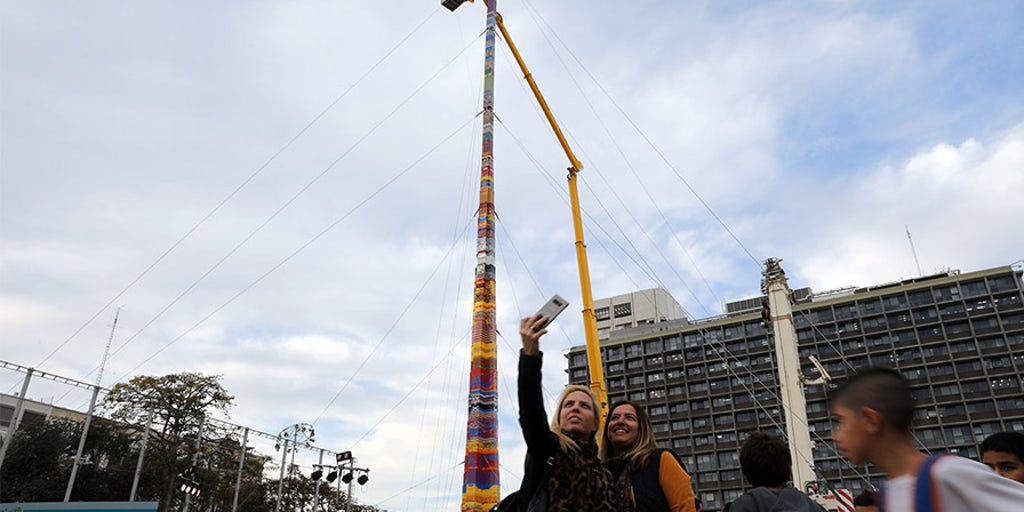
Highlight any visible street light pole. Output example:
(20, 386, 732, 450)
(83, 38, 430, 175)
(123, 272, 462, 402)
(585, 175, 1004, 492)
(183, 415, 206, 512)
(65, 384, 100, 501)
(275, 423, 314, 512)
(275, 437, 288, 512)
(313, 449, 324, 512)
(130, 406, 154, 501)
(231, 427, 249, 512)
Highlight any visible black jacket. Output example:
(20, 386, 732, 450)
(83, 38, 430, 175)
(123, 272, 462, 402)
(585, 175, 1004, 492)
(729, 486, 827, 512)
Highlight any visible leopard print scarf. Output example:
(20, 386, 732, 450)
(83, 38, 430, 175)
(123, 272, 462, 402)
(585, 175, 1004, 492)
(546, 437, 628, 512)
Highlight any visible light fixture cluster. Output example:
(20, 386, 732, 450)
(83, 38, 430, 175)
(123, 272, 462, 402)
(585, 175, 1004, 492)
(311, 464, 369, 486)
(177, 466, 201, 496)
(311, 453, 370, 487)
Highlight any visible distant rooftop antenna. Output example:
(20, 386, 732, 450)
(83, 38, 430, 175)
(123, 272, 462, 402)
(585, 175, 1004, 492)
(96, 308, 120, 389)
(906, 225, 923, 277)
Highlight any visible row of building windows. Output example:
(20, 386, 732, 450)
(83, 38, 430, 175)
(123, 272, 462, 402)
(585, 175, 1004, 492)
(580, 316, 1023, 373)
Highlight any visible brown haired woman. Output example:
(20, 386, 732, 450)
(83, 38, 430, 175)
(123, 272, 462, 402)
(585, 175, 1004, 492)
(601, 400, 696, 512)
(513, 313, 626, 512)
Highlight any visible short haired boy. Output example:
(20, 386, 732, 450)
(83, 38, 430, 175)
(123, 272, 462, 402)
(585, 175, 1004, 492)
(852, 490, 878, 512)
(831, 367, 1024, 511)
(980, 431, 1024, 484)
(729, 432, 827, 512)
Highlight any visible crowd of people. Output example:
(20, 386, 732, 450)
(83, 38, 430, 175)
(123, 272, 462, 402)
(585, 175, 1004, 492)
(497, 312, 1024, 512)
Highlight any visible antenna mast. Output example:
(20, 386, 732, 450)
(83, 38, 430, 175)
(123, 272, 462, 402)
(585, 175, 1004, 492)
(96, 308, 120, 388)
(906, 225, 923, 276)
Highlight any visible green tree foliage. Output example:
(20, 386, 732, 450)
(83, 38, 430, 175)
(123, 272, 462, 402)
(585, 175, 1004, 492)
(0, 417, 137, 502)
(102, 373, 233, 512)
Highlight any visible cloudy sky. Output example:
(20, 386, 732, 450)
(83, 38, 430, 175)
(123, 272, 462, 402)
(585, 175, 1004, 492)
(2, 0, 1023, 508)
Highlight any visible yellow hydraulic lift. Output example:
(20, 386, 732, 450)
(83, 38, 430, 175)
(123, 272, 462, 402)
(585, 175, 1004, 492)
(495, 13, 610, 429)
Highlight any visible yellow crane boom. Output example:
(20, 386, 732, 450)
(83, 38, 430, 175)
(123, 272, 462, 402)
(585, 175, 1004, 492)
(495, 13, 609, 428)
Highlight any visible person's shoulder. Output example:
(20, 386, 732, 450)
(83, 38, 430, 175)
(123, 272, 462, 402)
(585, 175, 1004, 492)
(727, 490, 759, 512)
(933, 454, 998, 480)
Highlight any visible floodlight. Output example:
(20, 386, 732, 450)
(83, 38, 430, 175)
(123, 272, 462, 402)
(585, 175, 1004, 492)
(326, 470, 338, 483)
(311, 469, 323, 480)
(342, 472, 354, 484)
(442, 0, 473, 12)
(357, 474, 369, 486)
(336, 451, 352, 462)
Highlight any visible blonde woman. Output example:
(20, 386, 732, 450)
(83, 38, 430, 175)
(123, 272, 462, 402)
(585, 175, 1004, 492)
(600, 400, 696, 512)
(513, 313, 625, 512)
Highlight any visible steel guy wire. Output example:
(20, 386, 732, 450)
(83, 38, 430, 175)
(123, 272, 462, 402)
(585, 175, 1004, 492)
(31, 5, 445, 375)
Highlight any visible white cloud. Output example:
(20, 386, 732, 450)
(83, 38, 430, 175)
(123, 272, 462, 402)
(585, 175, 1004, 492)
(2, 1, 1023, 509)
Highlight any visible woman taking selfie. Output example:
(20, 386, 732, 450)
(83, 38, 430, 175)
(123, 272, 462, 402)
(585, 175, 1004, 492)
(514, 312, 625, 512)
(601, 400, 696, 512)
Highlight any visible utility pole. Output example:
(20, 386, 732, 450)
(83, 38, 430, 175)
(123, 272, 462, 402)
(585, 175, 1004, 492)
(762, 258, 821, 490)
(232, 428, 248, 512)
(183, 415, 206, 512)
(0, 367, 34, 494)
(130, 406, 155, 501)
(65, 384, 100, 501)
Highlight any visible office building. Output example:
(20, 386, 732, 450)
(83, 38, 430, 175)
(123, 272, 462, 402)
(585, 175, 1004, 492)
(593, 288, 688, 340)
(568, 264, 1024, 511)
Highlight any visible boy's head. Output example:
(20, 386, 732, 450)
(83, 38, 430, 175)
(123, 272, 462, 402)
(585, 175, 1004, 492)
(853, 490, 878, 512)
(739, 432, 791, 488)
(980, 431, 1024, 484)
(829, 367, 914, 465)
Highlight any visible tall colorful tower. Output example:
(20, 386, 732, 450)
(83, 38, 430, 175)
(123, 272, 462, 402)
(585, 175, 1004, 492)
(460, 0, 500, 511)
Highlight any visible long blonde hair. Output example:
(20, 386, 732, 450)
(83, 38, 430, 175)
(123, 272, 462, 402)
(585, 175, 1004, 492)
(550, 385, 601, 452)
(599, 400, 657, 470)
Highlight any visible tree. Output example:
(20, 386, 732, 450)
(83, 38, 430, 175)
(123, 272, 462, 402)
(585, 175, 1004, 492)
(102, 372, 233, 512)
(0, 417, 137, 502)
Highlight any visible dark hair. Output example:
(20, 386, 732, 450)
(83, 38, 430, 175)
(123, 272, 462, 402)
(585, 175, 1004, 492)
(853, 490, 876, 506)
(739, 432, 791, 487)
(830, 367, 914, 432)
(599, 400, 657, 470)
(980, 431, 1024, 462)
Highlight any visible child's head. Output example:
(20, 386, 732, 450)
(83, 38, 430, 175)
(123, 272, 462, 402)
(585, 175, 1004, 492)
(829, 367, 914, 465)
(852, 490, 878, 512)
(980, 431, 1024, 484)
(739, 432, 791, 488)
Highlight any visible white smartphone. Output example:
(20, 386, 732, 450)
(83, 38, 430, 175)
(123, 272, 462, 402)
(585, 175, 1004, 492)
(535, 294, 569, 329)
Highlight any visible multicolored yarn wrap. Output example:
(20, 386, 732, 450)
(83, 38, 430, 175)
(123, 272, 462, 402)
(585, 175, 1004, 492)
(461, 1, 500, 511)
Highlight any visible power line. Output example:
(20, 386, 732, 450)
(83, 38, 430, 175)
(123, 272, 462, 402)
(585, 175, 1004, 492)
(31, 6, 445, 373)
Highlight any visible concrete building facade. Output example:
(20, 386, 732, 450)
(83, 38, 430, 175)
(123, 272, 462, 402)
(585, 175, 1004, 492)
(593, 288, 688, 340)
(567, 264, 1024, 511)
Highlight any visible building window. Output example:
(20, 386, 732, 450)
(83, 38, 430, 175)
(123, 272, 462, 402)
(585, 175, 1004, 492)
(595, 307, 610, 320)
(988, 275, 1020, 292)
(883, 293, 909, 311)
(664, 336, 682, 350)
(908, 289, 934, 306)
(614, 303, 632, 317)
(960, 280, 988, 298)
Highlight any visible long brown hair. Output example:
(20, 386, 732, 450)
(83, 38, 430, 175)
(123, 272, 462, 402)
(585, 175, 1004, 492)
(599, 399, 657, 470)
(550, 385, 601, 452)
